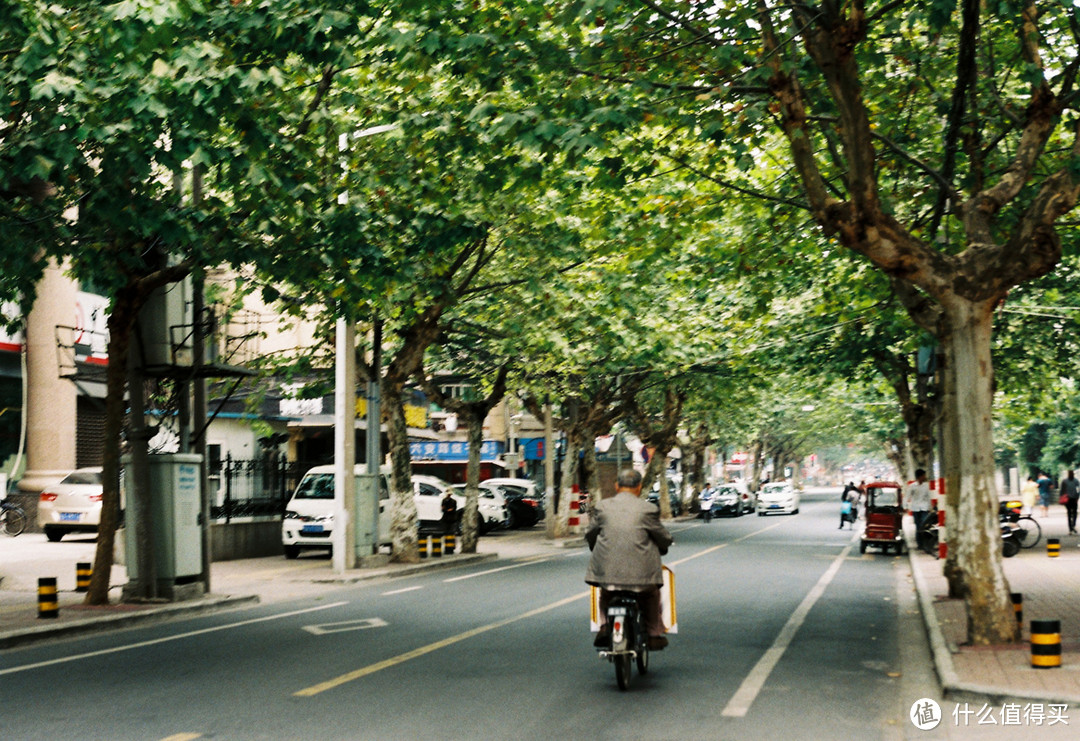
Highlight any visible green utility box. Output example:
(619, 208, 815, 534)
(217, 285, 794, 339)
(124, 453, 203, 600)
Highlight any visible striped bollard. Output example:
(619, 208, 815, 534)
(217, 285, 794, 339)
(1048, 538, 1060, 558)
(38, 577, 59, 619)
(76, 562, 92, 592)
(431, 535, 442, 558)
(937, 505, 947, 560)
(418, 534, 429, 559)
(1011, 593, 1023, 625)
(444, 533, 456, 555)
(1031, 619, 1062, 669)
(568, 499, 580, 529)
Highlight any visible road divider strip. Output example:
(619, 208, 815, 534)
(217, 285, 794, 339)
(294, 592, 588, 697)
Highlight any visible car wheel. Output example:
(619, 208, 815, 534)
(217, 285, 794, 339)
(859, 541, 867, 554)
(284, 544, 300, 560)
(45, 527, 65, 542)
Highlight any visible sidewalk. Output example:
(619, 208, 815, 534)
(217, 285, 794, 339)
(908, 506, 1080, 709)
(0, 528, 585, 650)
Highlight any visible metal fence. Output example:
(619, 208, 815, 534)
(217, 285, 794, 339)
(209, 456, 311, 522)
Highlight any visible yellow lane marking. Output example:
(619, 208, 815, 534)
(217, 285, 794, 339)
(160, 734, 202, 741)
(295, 592, 588, 697)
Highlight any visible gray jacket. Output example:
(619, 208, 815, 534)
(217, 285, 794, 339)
(585, 491, 673, 588)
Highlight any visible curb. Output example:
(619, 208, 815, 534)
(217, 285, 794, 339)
(905, 533, 1080, 709)
(0, 594, 260, 650)
(310, 552, 498, 583)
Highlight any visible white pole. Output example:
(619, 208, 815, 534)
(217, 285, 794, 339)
(333, 318, 357, 573)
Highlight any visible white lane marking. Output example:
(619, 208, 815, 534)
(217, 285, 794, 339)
(303, 617, 388, 635)
(442, 557, 551, 583)
(721, 538, 856, 717)
(382, 586, 423, 596)
(0, 601, 348, 676)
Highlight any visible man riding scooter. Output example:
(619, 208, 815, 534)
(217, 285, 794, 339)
(586, 468, 673, 651)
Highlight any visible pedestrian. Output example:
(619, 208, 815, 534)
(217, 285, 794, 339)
(907, 468, 932, 534)
(1021, 475, 1038, 515)
(839, 483, 859, 529)
(440, 489, 458, 535)
(1037, 471, 1054, 517)
(1061, 470, 1080, 535)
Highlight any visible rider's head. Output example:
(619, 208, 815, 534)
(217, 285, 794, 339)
(616, 468, 643, 495)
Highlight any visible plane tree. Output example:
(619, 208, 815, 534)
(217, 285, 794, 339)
(0, 1, 366, 602)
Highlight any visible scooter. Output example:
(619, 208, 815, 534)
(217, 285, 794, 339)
(1002, 522, 1021, 558)
(596, 592, 649, 690)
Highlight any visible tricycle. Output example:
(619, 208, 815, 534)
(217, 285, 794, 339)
(859, 481, 905, 554)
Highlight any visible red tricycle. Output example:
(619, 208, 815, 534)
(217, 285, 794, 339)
(859, 481, 905, 554)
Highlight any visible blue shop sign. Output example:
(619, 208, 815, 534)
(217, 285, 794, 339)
(409, 440, 503, 461)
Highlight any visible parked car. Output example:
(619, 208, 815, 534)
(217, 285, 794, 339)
(281, 465, 391, 559)
(648, 479, 683, 516)
(38, 467, 104, 542)
(756, 481, 800, 516)
(480, 479, 544, 528)
(707, 483, 754, 517)
(450, 482, 509, 533)
(412, 474, 466, 529)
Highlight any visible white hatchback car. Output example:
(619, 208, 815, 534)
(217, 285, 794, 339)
(38, 467, 104, 542)
(756, 481, 800, 516)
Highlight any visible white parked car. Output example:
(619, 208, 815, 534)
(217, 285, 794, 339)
(450, 482, 505, 533)
(756, 481, 800, 516)
(38, 467, 104, 542)
(412, 474, 466, 527)
(281, 465, 391, 559)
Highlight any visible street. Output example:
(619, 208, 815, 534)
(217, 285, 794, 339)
(0, 488, 1063, 740)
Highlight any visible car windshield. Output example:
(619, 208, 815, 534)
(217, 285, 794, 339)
(762, 483, 789, 494)
(717, 487, 740, 497)
(294, 474, 334, 500)
(62, 471, 102, 486)
(871, 487, 901, 507)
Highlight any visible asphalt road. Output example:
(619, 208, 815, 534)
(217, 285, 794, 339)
(0, 488, 961, 740)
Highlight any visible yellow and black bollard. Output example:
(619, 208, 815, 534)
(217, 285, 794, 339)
(1011, 593, 1023, 625)
(76, 562, 92, 592)
(1047, 538, 1061, 558)
(444, 533, 456, 555)
(431, 534, 443, 558)
(38, 577, 59, 619)
(1031, 619, 1062, 669)
(418, 533, 430, 559)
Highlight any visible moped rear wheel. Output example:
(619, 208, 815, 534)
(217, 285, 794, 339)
(1015, 516, 1041, 549)
(615, 653, 632, 690)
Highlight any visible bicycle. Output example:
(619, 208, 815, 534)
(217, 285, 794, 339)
(999, 499, 1041, 549)
(1, 498, 27, 536)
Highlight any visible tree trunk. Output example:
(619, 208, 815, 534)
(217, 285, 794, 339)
(385, 384, 419, 563)
(459, 409, 483, 553)
(582, 437, 600, 508)
(942, 297, 1018, 644)
(85, 299, 135, 605)
(555, 430, 582, 537)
